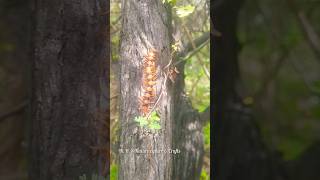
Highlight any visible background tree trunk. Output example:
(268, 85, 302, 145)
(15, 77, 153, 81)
(119, 0, 204, 180)
(29, 0, 109, 179)
(0, 0, 30, 177)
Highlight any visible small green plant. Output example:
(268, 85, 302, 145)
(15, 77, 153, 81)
(110, 163, 118, 180)
(162, 0, 195, 19)
(162, 0, 177, 5)
(134, 111, 161, 130)
(203, 122, 210, 150)
(200, 169, 210, 180)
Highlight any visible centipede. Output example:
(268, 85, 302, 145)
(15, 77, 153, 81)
(139, 48, 158, 117)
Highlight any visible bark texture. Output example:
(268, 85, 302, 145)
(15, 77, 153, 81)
(119, 0, 173, 180)
(119, 0, 204, 179)
(171, 42, 204, 180)
(30, 0, 109, 179)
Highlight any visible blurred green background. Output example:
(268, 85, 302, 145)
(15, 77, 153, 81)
(238, 0, 320, 161)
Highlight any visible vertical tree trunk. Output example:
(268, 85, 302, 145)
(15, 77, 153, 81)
(172, 85, 204, 180)
(30, 0, 109, 179)
(119, 0, 173, 180)
(119, 1, 204, 180)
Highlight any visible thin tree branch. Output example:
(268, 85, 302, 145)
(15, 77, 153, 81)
(177, 31, 210, 58)
(183, 26, 210, 79)
(175, 39, 209, 66)
(0, 100, 28, 122)
(286, 0, 320, 62)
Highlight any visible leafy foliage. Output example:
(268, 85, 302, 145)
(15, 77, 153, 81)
(162, 0, 177, 5)
(200, 169, 210, 180)
(239, 0, 320, 160)
(174, 5, 195, 18)
(203, 122, 210, 151)
(110, 163, 118, 180)
(134, 116, 148, 127)
(134, 111, 161, 130)
(184, 44, 210, 112)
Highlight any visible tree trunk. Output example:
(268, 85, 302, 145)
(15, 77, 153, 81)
(118, 0, 173, 179)
(29, 0, 109, 179)
(118, 0, 204, 179)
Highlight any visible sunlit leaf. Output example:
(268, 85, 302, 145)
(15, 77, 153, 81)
(162, 0, 176, 5)
(134, 116, 148, 126)
(175, 5, 195, 18)
(110, 163, 118, 180)
(148, 122, 161, 130)
(150, 111, 160, 121)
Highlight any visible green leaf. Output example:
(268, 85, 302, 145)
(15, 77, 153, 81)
(203, 122, 210, 150)
(200, 169, 209, 180)
(150, 111, 160, 122)
(110, 164, 118, 180)
(162, 0, 176, 5)
(134, 116, 148, 127)
(175, 5, 195, 18)
(149, 122, 161, 130)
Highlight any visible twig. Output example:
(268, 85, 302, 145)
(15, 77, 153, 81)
(174, 39, 209, 66)
(285, 0, 320, 63)
(177, 31, 210, 58)
(183, 25, 210, 79)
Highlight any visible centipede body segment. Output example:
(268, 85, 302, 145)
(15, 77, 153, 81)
(139, 48, 158, 116)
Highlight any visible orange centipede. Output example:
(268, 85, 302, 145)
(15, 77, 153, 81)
(139, 48, 158, 116)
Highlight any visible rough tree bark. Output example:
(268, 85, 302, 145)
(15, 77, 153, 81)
(119, 0, 173, 179)
(119, 0, 203, 180)
(29, 0, 109, 179)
